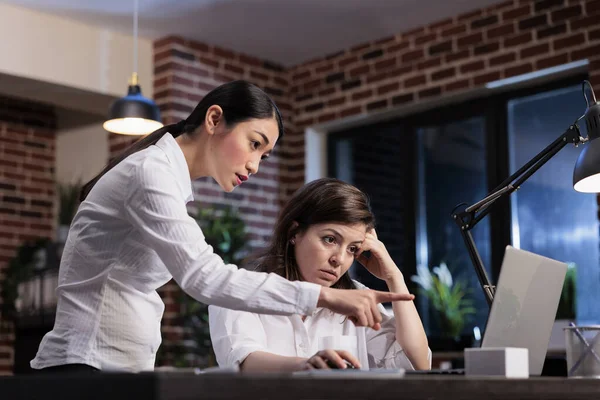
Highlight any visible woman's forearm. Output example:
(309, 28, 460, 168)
(385, 274, 431, 370)
(240, 351, 306, 373)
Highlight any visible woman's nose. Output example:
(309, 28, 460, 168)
(329, 251, 346, 267)
(246, 160, 258, 175)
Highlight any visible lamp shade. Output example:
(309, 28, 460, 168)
(573, 100, 600, 193)
(103, 84, 163, 136)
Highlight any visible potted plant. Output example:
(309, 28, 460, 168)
(0, 238, 50, 330)
(411, 262, 476, 349)
(193, 206, 248, 263)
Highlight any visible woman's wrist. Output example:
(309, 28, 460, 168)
(296, 357, 309, 371)
(385, 271, 408, 292)
(317, 286, 332, 308)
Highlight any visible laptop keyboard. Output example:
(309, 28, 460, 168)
(405, 368, 465, 375)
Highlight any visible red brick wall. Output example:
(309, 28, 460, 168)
(288, 0, 600, 192)
(0, 96, 56, 374)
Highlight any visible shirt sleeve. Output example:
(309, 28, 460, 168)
(208, 305, 268, 368)
(365, 305, 432, 370)
(124, 156, 321, 315)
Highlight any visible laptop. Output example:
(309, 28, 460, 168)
(408, 245, 567, 376)
(480, 245, 567, 376)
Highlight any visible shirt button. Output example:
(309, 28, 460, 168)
(297, 343, 307, 355)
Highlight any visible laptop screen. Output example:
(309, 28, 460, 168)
(479, 246, 567, 375)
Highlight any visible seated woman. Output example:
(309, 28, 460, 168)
(209, 178, 431, 371)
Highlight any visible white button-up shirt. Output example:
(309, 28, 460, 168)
(30, 133, 321, 372)
(209, 281, 432, 371)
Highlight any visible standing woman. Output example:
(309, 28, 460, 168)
(31, 81, 413, 373)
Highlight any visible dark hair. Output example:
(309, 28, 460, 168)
(80, 80, 284, 201)
(250, 178, 375, 290)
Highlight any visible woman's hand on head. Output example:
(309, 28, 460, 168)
(301, 349, 360, 370)
(355, 229, 403, 283)
(317, 286, 414, 330)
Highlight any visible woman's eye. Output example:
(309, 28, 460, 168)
(251, 140, 261, 150)
(323, 236, 335, 244)
(348, 246, 358, 254)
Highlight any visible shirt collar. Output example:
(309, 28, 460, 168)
(155, 133, 194, 203)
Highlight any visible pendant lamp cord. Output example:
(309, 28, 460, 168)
(133, 0, 139, 78)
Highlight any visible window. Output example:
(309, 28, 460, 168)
(328, 75, 597, 340)
(416, 116, 491, 332)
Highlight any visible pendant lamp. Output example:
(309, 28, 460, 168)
(103, 0, 163, 135)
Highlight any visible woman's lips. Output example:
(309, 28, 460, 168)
(319, 270, 338, 281)
(235, 174, 248, 186)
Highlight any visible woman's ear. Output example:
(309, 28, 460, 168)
(288, 221, 300, 243)
(204, 105, 223, 135)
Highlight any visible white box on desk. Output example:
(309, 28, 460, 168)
(465, 347, 529, 378)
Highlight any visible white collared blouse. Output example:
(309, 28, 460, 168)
(209, 280, 432, 371)
(31, 133, 321, 372)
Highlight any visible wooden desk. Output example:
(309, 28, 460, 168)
(432, 350, 568, 376)
(1, 372, 599, 400)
